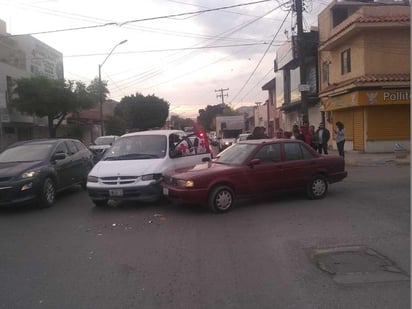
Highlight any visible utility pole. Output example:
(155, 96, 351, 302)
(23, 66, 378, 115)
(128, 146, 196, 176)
(295, 0, 309, 124)
(215, 88, 229, 105)
(255, 101, 262, 127)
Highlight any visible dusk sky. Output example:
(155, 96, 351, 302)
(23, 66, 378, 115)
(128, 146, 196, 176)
(0, 0, 330, 118)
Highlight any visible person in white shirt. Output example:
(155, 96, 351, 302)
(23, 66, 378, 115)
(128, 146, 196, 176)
(335, 121, 345, 157)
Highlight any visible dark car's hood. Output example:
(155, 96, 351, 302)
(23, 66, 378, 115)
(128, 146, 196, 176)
(0, 161, 43, 178)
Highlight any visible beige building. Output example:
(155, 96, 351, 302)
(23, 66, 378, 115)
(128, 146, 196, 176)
(0, 19, 65, 149)
(318, 0, 410, 152)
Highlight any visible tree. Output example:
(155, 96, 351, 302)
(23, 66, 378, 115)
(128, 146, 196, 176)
(12, 76, 96, 137)
(170, 115, 194, 130)
(197, 103, 237, 131)
(104, 115, 127, 136)
(87, 77, 109, 103)
(114, 93, 169, 131)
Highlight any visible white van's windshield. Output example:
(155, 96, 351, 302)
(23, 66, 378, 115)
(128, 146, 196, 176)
(102, 135, 167, 160)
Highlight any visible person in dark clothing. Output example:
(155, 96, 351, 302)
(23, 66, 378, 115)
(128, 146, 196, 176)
(309, 125, 318, 151)
(292, 124, 305, 141)
(316, 123, 330, 154)
(247, 127, 268, 140)
(260, 127, 269, 138)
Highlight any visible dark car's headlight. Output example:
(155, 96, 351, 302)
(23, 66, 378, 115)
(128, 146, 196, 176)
(21, 169, 41, 179)
(142, 174, 162, 181)
(87, 175, 98, 183)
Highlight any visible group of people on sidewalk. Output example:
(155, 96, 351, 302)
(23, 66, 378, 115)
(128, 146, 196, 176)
(291, 121, 345, 157)
(246, 121, 346, 157)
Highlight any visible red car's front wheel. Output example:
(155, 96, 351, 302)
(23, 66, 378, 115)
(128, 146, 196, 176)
(208, 185, 235, 213)
(307, 175, 328, 199)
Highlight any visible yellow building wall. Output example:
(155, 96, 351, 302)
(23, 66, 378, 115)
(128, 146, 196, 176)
(329, 35, 365, 83)
(363, 29, 410, 74)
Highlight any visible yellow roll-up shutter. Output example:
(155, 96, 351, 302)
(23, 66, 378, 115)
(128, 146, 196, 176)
(367, 105, 410, 140)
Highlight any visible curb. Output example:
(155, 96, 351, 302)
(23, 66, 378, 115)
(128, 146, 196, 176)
(345, 158, 409, 167)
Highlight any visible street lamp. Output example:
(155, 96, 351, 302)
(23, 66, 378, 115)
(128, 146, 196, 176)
(98, 39, 127, 135)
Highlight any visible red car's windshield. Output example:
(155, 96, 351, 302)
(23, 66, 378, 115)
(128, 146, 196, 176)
(215, 143, 256, 165)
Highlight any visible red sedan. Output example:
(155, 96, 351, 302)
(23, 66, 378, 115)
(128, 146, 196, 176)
(162, 139, 347, 213)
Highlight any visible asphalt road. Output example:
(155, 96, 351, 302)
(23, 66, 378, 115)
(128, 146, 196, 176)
(0, 164, 409, 309)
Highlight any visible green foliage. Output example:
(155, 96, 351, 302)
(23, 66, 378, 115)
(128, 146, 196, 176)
(105, 115, 127, 136)
(65, 122, 85, 140)
(87, 77, 109, 103)
(11, 76, 97, 137)
(197, 103, 238, 131)
(170, 115, 194, 130)
(114, 93, 169, 131)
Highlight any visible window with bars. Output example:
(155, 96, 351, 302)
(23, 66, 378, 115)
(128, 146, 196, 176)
(341, 49, 351, 75)
(322, 61, 330, 84)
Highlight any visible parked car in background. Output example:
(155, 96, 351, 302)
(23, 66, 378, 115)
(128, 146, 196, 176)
(162, 139, 347, 213)
(0, 139, 94, 208)
(89, 135, 119, 163)
(86, 130, 212, 207)
(235, 133, 251, 143)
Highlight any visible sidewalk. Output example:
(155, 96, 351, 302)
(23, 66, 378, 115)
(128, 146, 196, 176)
(328, 149, 410, 167)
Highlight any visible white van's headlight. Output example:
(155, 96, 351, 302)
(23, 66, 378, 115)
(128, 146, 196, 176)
(87, 175, 98, 183)
(141, 174, 162, 181)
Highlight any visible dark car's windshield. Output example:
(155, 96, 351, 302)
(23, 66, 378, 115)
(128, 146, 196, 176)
(94, 136, 117, 145)
(103, 135, 167, 160)
(0, 144, 53, 163)
(215, 143, 256, 165)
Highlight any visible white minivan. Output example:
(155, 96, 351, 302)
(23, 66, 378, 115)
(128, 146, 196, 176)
(86, 130, 211, 207)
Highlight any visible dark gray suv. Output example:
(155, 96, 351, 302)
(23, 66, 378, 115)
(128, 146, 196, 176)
(0, 138, 94, 208)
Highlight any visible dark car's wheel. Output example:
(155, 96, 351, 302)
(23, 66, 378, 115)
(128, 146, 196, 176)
(307, 175, 328, 199)
(38, 177, 56, 208)
(93, 200, 108, 208)
(208, 185, 235, 213)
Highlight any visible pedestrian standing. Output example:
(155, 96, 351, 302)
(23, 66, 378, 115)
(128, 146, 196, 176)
(335, 121, 345, 157)
(316, 123, 330, 154)
(291, 124, 305, 141)
(309, 125, 318, 151)
(260, 127, 269, 138)
(300, 121, 311, 145)
(247, 127, 264, 140)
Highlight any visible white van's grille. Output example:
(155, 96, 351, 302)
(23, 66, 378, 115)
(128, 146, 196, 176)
(100, 176, 138, 185)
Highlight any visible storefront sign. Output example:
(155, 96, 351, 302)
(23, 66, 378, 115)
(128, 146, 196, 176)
(323, 89, 410, 111)
(383, 90, 410, 102)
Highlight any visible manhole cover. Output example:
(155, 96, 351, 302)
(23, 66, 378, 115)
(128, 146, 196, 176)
(310, 246, 409, 284)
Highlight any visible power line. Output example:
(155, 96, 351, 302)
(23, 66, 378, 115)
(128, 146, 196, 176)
(106, 4, 284, 93)
(4, 0, 273, 37)
(62, 42, 271, 58)
(230, 8, 292, 104)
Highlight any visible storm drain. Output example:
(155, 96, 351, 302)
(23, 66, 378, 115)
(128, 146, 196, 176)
(310, 245, 409, 284)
